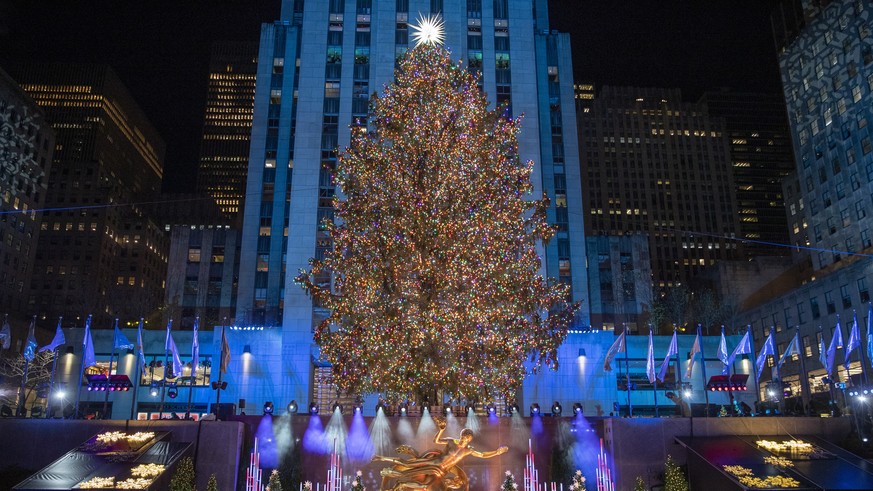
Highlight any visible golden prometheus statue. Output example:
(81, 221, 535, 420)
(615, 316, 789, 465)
(372, 418, 508, 490)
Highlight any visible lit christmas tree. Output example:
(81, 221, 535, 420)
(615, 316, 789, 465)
(569, 470, 586, 491)
(298, 42, 577, 402)
(663, 455, 688, 491)
(501, 470, 518, 491)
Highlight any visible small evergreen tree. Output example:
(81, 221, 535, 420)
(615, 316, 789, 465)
(351, 470, 365, 491)
(170, 457, 196, 491)
(267, 469, 282, 491)
(206, 474, 218, 491)
(501, 471, 517, 491)
(664, 455, 688, 491)
(569, 470, 586, 490)
(633, 475, 646, 491)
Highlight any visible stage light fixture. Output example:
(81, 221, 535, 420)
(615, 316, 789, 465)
(309, 402, 319, 415)
(573, 403, 583, 415)
(168, 387, 178, 399)
(287, 400, 298, 414)
(354, 399, 364, 413)
(464, 403, 475, 414)
(399, 402, 409, 416)
(149, 385, 159, 397)
(684, 389, 693, 399)
(486, 403, 496, 415)
(507, 403, 520, 416)
(530, 403, 541, 416)
(552, 401, 562, 417)
(376, 401, 386, 414)
(263, 401, 274, 415)
(332, 402, 343, 414)
(55, 390, 66, 399)
(443, 406, 451, 415)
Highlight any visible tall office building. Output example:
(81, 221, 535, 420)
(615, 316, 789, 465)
(197, 41, 259, 220)
(232, 0, 588, 408)
(698, 90, 796, 258)
(734, 0, 873, 408)
(0, 68, 54, 327)
(578, 86, 742, 289)
(13, 64, 168, 327)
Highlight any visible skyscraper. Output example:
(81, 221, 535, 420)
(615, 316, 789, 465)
(197, 41, 259, 220)
(698, 90, 796, 258)
(0, 68, 54, 325)
(14, 64, 168, 326)
(735, 0, 873, 409)
(578, 86, 742, 289)
(232, 0, 588, 408)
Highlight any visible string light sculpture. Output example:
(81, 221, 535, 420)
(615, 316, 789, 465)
(298, 42, 578, 403)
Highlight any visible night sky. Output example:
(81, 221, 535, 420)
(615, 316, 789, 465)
(0, 1, 782, 193)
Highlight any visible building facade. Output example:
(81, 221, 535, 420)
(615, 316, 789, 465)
(196, 41, 259, 221)
(233, 0, 589, 407)
(0, 68, 54, 328)
(698, 90, 796, 258)
(735, 0, 873, 409)
(578, 86, 742, 289)
(13, 64, 169, 327)
(585, 235, 653, 332)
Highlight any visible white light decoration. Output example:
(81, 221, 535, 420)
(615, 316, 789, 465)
(410, 13, 445, 47)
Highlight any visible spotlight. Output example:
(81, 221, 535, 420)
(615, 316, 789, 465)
(287, 400, 298, 414)
(332, 402, 343, 414)
(167, 387, 178, 399)
(530, 403, 541, 417)
(263, 401, 274, 415)
(464, 403, 475, 414)
(399, 402, 409, 416)
(87, 386, 93, 392)
(444, 406, 451, 415)
(55, 390, 66, 400)
(243, 345, 251, 354)
(507, 403, 520, 416)
(309, 402, 319, 415)
(486, 403, 496, 415)
(552, 401, 562, 417)
(573, 403, 583, 415)
(376, 400, 386, 414)
(353, 398, 364, 413)
(683, 390, 692, 399)
(149, 385, 159, 397)
(860, 396, 868, 403)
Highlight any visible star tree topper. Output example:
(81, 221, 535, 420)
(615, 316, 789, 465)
(410, 13, 445, 47)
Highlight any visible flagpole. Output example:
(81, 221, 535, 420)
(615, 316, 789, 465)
(856, 311, 868, 385)
(698, 325, 710, 417)
(796, 326, 810, 416)
(17, 316, 37, 417)
(186, 317, 199, 419)
(45, 317, 64, 418)
(624, 328, 631, 417)
(130, 318, 144, 421)
(74, 315, 91, 420)
(748, 325, 759, 411)
(650, 327, 658, 418)
(159, 319, 172, 417)
(102, 319, 119, 419)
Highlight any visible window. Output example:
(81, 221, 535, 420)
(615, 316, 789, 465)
(803, 335, 812, 358)
(825, 291, 836, 314)
(797, 302, 806, 323)
(841, 284, 852, 309)
(857, 200, 867, 219)
(188, 248, 201, 262)
(859, 277, 870, 303)
(863, 229, 872, 248)
(810, 297, 821, 319)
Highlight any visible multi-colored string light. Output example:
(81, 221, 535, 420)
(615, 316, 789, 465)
(298, 44, 578, 402)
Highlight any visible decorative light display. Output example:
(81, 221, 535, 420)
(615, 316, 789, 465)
(569, 469, 587, 490)
(77, 476, 116, 488)
(763, 455, 794, 468)
(755, 439, 813, 454)
(298, 43, 577, 402)
(94, 431, 155, 445)
(130, 463, 165, 478)
(350, 470, 365, 491)
(501, 470, 518, 491)
(722, 465, 801, 489)
(115, 477, 153, 489)
(663, 455, 687, 491)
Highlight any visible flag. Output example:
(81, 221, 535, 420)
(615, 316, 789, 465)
(22, 319, 37, 362)
(867, 303, 873, 369)
(718, 327, 730, 374)
(113, 320, 134, 350)
(658, 330, 678, 382)
(39, 318, 65, 353)
(646, 329, 656, 384)
(83, 316, 97, 369)
(220, 327, 231, 374)
(845, 312, 861, 370)
(819, 329, 828, 369)
(723, 330, 752, 374)
(165, 321, 183, 378)
(602, 330, 626, 371)
(755, 330, 776, 380)
(191, 317, 200, 376)
(826, 318, 843, 376)
(685, 329, 702, 380)
(777, 332, 800, 370)
(0, 316, 11, 350)
(136, 318, 146, 372)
